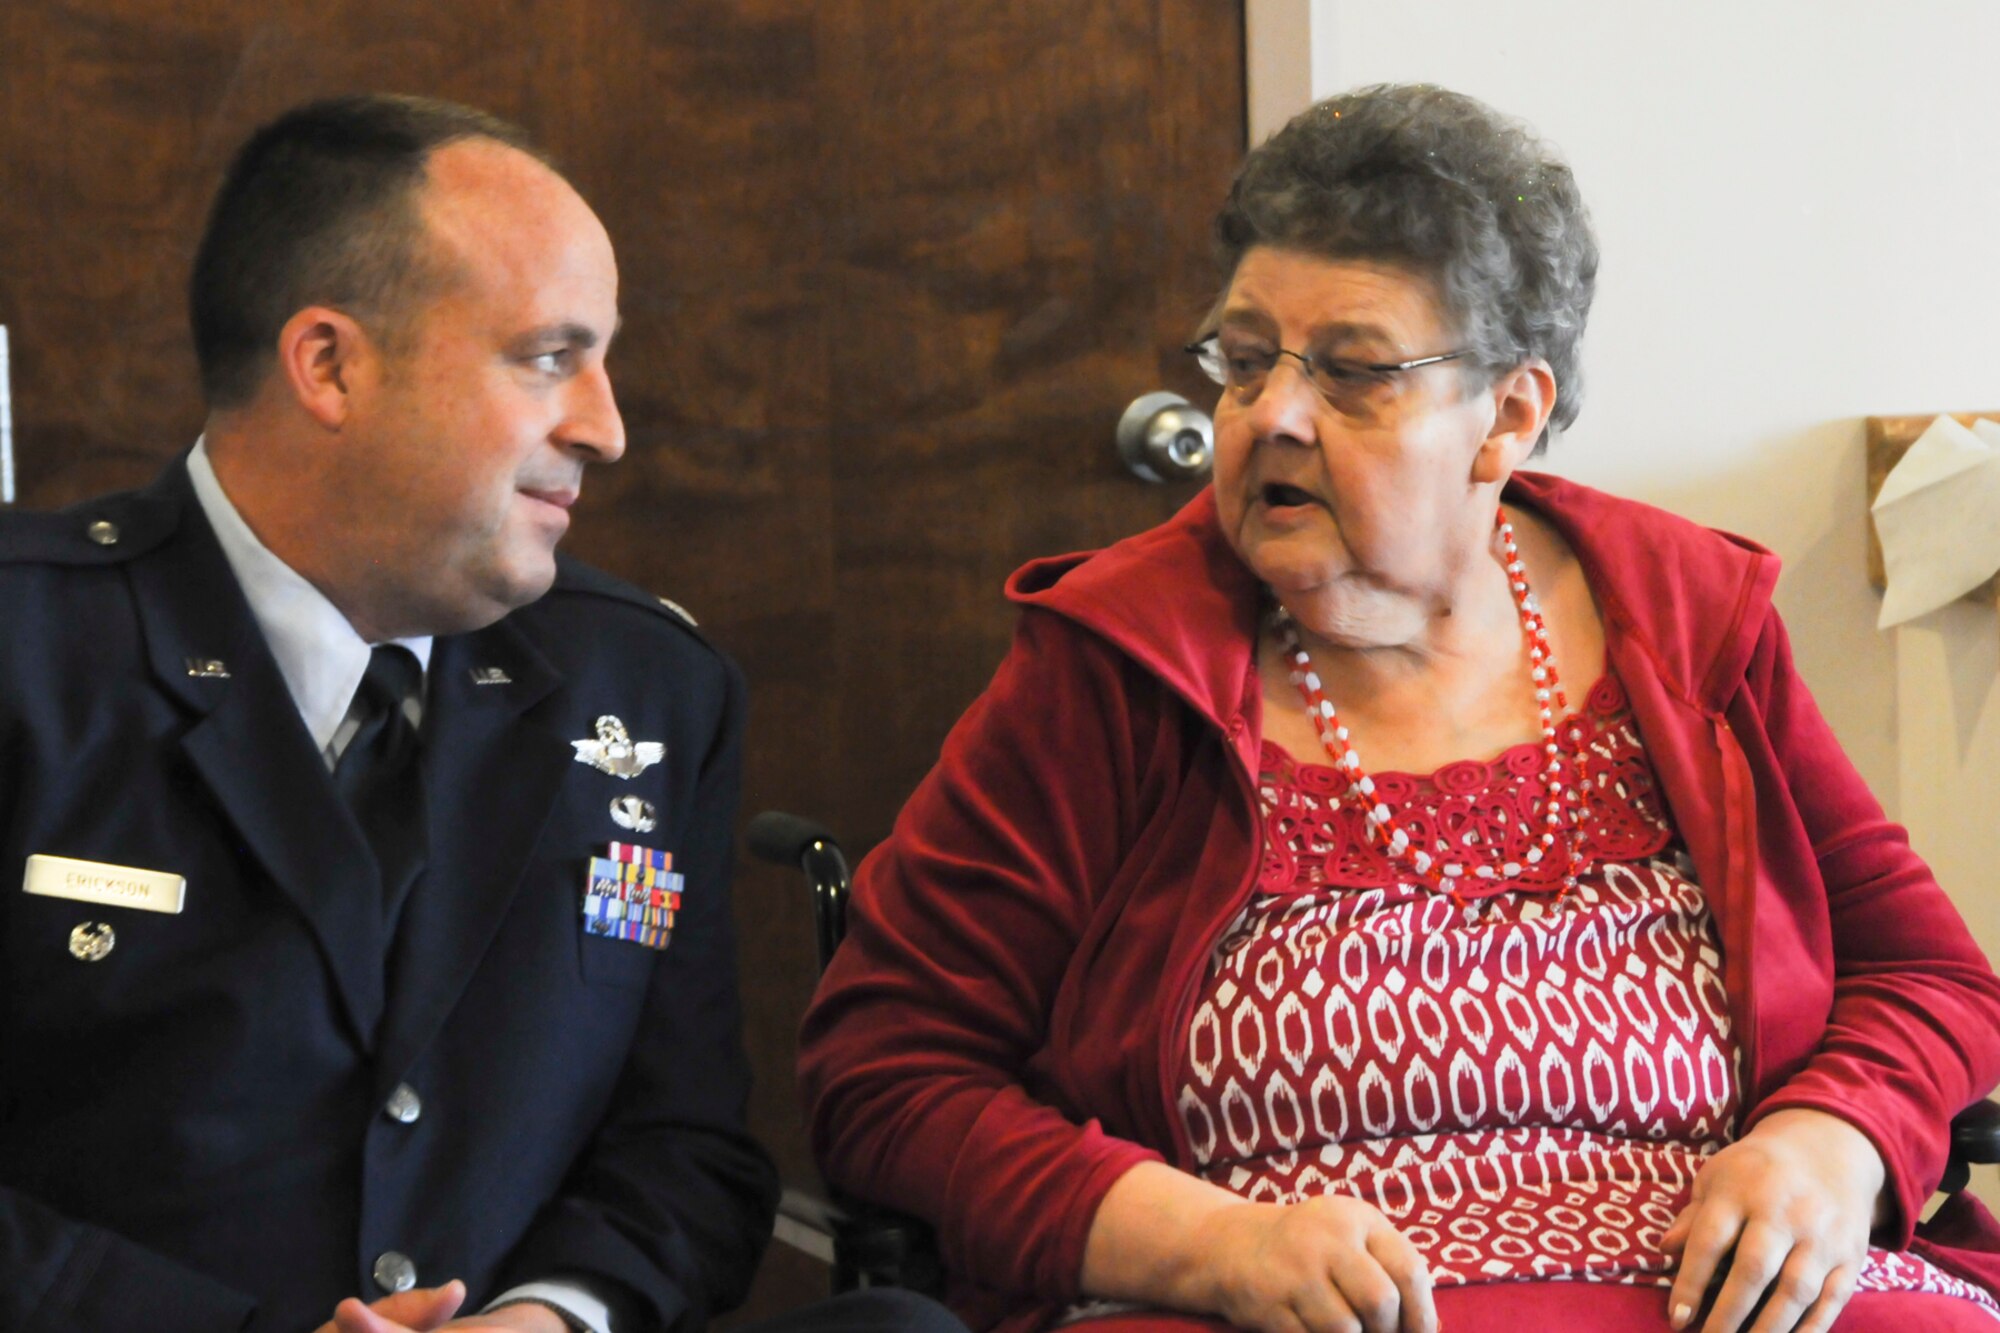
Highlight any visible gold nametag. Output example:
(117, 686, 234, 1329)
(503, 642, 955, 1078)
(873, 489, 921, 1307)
(23, 854, 185, 915)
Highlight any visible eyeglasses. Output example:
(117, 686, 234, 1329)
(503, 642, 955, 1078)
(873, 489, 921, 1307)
(1185, 334, 1472, 419)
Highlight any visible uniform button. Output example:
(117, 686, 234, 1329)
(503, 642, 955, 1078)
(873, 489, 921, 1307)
(372, 1251, 417, 1293)
(86, 519, 119, 546)
(384, 1083, 422, 1124)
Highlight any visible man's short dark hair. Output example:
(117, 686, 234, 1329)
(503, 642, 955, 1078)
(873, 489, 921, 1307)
(190, 94, 548, 408)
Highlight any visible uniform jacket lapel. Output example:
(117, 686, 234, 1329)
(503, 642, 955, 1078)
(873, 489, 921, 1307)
(374, 620, 570, 1086)
(122, 462, 390, 1045)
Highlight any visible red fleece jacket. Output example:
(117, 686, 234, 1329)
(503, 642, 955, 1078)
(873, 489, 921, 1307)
(799, 475, 2000, 1333)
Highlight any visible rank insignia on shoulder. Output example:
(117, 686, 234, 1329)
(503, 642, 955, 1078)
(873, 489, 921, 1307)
(581, 842, 684, 950)
(571, 715, 665, 779)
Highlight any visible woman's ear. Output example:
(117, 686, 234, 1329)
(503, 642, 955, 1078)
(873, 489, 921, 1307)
(274, 306, 373, 430)
(1471, 357, 1557, 483)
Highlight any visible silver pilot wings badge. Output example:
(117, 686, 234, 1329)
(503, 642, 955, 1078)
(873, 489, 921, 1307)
(571, 715, 665, 779)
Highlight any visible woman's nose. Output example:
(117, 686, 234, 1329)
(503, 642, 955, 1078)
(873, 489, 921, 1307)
(1242, 358, 1321, 447)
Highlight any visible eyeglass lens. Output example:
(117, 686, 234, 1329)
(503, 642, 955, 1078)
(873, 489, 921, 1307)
(1192, 337, 1400, 419)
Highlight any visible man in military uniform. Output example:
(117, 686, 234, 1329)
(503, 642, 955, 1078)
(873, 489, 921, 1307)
(0, 95, 936, 1333)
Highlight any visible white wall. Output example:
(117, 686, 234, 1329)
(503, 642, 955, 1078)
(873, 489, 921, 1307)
(1248, 0, 2000, 1207)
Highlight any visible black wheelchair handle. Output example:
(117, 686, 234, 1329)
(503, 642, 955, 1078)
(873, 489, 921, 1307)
(747, 810, 853, 974)
(747, 810, 841, 867)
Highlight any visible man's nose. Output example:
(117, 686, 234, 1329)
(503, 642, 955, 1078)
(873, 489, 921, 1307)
(562, 363, 626, 463)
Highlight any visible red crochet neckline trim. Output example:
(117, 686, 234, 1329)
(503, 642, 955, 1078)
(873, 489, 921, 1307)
(1255, 673, 1671, 892)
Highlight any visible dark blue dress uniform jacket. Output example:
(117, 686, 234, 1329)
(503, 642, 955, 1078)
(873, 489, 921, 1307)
(0, 460, 779, 1332)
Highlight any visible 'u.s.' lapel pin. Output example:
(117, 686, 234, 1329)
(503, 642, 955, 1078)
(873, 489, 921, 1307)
(468, 666, 511, 686)
(184, 657, 230, 679)
(571, 716, 664, 779)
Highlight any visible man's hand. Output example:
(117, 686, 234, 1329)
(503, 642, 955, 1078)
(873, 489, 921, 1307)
(313, 1282, 569, 1333)
(312, 1282, 466, 1333)
(330, 1288, 572, 1328)
(1662, 1108, 1887, 1333)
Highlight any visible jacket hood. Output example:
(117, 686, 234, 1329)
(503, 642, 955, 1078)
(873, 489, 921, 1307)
(1505, 472, 1780, 711)
(1007, 489, 1261, 732)
(1005, 473, 1781, 721)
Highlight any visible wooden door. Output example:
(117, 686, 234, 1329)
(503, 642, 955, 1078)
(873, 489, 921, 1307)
(0, 2, 1245, 1317)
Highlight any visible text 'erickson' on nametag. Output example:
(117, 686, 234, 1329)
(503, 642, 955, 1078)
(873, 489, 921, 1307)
(23, 854, 186, 915)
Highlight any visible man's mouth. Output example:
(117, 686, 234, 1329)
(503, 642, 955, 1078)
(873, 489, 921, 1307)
(520, 487, 579, 510)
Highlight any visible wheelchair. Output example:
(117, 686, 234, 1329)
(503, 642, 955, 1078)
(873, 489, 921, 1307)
(749, 810, 2000, 1296)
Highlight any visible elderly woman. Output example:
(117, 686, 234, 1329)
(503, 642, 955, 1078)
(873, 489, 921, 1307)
(798, 85, 2000, 1333)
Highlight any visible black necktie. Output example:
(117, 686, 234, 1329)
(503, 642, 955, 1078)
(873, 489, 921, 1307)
(334, 645, 427, 926)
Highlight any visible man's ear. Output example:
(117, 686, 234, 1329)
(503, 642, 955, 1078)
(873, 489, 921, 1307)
(1471, 357, 1557, 484)
(274, 306, 372, 429)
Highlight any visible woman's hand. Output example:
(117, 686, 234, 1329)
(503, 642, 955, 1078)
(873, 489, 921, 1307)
(1662, 1108, 1887, 1333)
(1082, 1163, 1436, 1333)
(1191, 1194, 1437, 1333)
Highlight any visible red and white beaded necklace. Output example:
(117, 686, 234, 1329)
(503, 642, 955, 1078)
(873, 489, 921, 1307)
(1274, 507, 1583, 911)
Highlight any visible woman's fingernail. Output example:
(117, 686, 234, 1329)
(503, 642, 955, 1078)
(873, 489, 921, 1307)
(1670, 1302, 1693, 1329)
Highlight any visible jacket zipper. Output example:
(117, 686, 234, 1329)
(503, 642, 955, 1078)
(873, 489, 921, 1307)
(1155, 724, 1266, 1172)
(1712, 713, 1761, 1100)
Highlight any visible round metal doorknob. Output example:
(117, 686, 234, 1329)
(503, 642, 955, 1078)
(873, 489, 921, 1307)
(1117, 391, 1213, 483)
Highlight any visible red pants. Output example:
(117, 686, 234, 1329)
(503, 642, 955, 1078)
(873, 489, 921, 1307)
(1070, 1284, 1998, 1331)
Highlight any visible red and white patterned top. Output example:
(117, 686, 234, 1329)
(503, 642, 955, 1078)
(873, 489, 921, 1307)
(1176, 676, 1998, 1312)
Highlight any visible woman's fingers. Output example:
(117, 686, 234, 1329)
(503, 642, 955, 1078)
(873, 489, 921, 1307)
(1325, 1239, 1404, 1333)
(1741, 1243, 1835, 1333)
(1668, 1196, 1743, 1328)
(1660, 1201, 1695, 1257)
(1790, 1261, 1859, 1333)
(1698, 1219, 1792, 1333)
(1282, 1276, 1359, 1333)
(1364, 1224, 1437, 1333)
(1664, 1112, 1879, 1333)
(1259, 1305, 1319, 1333)
(1279, 1196, 1433, 1333)
(1191, 1194, 1436, 1333)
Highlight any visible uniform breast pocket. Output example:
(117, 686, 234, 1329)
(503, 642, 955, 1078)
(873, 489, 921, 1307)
(577, 930, 661, 988)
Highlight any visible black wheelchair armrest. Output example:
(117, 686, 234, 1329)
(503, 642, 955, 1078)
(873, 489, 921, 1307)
(776, 1185, 945, 1296)
(1941, 1099, 2000, 1195)
(751, 812, 945, 1295)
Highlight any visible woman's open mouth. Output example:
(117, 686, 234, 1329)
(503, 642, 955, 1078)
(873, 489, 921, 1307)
(1261, 482, 1317, 509)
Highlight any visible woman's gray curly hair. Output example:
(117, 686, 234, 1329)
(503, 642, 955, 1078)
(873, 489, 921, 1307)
(1215, 84, 1597, 451)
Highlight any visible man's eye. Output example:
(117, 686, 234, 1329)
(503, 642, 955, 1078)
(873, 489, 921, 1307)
(526, 350, 571, 374)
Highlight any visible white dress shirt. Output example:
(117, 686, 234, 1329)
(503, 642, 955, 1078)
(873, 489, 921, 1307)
(185, 442, 614, 1333)
(186, 441, 432, 768)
